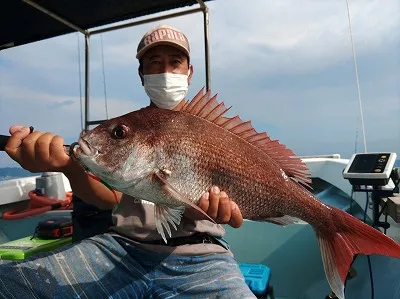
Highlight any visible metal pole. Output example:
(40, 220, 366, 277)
(90, 8, 203, 35)
(87, 119, 108, 126)
(203, 7, 211, 91)
(22, 0, 85, 34)
(196, 0, 211, 91)
(84, 33, 90, 130)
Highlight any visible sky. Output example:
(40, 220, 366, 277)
(0, 0, 399, 167)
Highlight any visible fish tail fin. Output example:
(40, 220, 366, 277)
(316, 206, 400, 299)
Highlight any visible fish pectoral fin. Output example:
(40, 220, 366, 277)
(266, 215, 307, 226)
(155, 205, 185, 243)
(153, 170, 217, 225)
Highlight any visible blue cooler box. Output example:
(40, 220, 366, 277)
(239, 263, 272, 297)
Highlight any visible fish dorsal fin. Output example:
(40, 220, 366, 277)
(176, 88, 312, 187)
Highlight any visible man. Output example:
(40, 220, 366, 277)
(2, 24, 256, 298)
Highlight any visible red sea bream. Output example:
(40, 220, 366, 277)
(74, 88, 400, 299)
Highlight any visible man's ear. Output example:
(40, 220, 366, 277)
(138, 69, 144, 86)
(188, 64, 194, 85)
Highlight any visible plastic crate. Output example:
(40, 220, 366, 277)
(239, 263, 272, 297)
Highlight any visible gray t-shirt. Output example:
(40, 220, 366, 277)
(109, 194, 232, 256)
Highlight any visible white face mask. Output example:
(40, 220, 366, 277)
(143, 73, 189, 109)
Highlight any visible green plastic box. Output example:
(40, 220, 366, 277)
(0, 236, 72, 260)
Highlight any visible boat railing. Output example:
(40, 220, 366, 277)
(298, 154, 342, 159)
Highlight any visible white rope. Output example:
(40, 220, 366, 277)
(354, 127, 359, 154)
(100, 34, 109, 120)
(345, 0, 367, 153)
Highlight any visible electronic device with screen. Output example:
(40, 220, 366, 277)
(343, 152, 397, 186)
(343, 152, 399, 229)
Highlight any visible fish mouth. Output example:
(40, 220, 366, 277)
(75, 138, 99, 157)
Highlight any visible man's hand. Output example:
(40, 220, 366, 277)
(4, 125, 73, 173)
(198, 186, 243, 228)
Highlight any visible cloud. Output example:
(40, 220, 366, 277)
(47, 100, 74, 109)
(207, 0, 400, 73)
(0, 83, 143, 135)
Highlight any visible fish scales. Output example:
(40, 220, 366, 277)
(83, 103, 332, 231)
(156, 112, 319, 223)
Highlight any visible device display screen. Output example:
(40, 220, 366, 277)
(348, 153, 390, 173)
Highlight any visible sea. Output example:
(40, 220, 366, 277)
(0, 167, 38, 181)
(1, 160, 399, 181)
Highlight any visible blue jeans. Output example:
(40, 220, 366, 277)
(0, 234, 255, 298)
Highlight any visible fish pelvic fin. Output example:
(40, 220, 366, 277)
(155, 205, 185, 243)
(176, 88, 312, 188)
(317, 206, 400, 299)
(153, 170, 217, 224)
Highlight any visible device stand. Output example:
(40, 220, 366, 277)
(371, 188, 390, 230)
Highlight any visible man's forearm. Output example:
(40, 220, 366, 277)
(63, 161, 120, 210)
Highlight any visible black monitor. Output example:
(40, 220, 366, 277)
(343, 152, 397, 186)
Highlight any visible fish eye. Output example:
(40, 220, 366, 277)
(112, 125, 128, 139)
